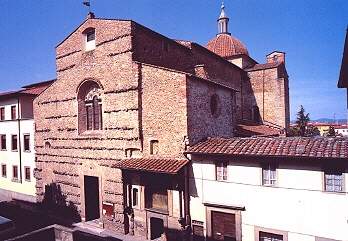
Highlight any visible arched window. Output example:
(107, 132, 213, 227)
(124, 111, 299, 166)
(77, 81, 103, 133)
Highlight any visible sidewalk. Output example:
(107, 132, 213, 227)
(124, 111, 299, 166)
(74, 221, 148, 241)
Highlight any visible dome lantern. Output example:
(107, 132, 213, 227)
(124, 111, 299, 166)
(218, 2, 230, 35)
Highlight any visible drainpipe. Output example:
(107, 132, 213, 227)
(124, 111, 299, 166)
(17, 97, 23, 183)
(183, 153, 191, 226)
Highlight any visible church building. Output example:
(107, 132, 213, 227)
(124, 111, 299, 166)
(33, 4, 290, 241)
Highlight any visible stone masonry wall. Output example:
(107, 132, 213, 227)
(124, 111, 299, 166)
(187, 76, 235, 145)
(247, 67, 289, 128)
(34, 18, 140, 231)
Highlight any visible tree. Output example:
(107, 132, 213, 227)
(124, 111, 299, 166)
(327, 126, 336, 137)
(295, 105, 310, 137)
(306, 125, 320, 137)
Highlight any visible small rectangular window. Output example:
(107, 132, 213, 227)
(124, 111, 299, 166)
(11, 135, 18, 151)
(25, 167, 30, 181)
(262, 163, 277, 186)
(24, 134, 30, 152)
(324, 170, 344, 192)
(86, 31, 95, 42)
(12, 165, 18, 180)
(216, 161, 228, 181)
(1, 164, 6, 178)
(132, 188, 139, 207)
(0, 107, 4, 120)
(0, 135, 6, 150)
(85, 29, 96, 51)
(150, 140, 159, 155)
(259, 231, 283, 241)
(11, 106, 16, 120)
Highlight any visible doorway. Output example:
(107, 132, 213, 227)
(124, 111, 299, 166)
(211, 211, 236, 241)
(84, 176, 100, 221)
(150, 217, 164, 240)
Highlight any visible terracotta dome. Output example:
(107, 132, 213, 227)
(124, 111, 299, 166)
(207, 33, 249, 58)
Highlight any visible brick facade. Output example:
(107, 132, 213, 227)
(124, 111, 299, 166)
(34, 12, 289, 240)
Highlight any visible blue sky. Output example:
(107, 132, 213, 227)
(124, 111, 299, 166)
(0, 0, 347, 120)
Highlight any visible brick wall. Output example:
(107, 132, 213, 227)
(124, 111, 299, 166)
(132, 23, 194, 73)
(247, 66, 289, 128)
(34, 18, 139, 230)
(139, 63, 189, 158)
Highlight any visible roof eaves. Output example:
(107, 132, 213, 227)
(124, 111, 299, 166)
(188, 74, 240, 92)
(245, 62, 282, 72)
(21, 79, 56, 89)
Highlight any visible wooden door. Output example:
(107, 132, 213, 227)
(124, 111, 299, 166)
(211, 211, 236, 241)
(84, 176, 100, 221)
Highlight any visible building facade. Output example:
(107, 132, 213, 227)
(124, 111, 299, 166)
(33, 4, 291, 241)
(335, 125, 348, 136)
(186, 137, 348, 241)
(0, 81, 53, 202)
(338, 27, 348, 106)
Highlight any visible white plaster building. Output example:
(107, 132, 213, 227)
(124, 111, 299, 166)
(335, 126, 348, 137)
(0, 80, 53, 202)
(186, 137, 348, 241)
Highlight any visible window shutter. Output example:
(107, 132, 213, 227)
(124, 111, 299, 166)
(216, 163, 222, 181)
(223, 162, 228, 180)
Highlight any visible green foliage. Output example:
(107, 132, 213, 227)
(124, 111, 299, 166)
(295, 105, 310, 137)
(306, 126, 320, 137)
(327, 126, 336, 137)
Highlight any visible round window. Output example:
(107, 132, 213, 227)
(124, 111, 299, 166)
(210, 94, 220, 117)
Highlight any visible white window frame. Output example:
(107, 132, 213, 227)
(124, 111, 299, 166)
(324, 169, 344, 193)
(262, 163, 277, 186)
(85, 29, 96, 51)
(126, 184, 141, 209)
(216, 161, 228, 181)
(23, 133, 31, 152)
(254, 226, 288, 241)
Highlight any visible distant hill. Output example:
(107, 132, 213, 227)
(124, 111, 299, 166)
(291, 118, 347, 124)
(313, 118, 347, 124)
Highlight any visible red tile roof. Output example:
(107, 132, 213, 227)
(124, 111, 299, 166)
(186, 137, 348, 159)
(113, 158, 189, 175)
(207, 33, 249, 58)
(245, 62, 282, 72)
(0, 80, 54, 99)
(235, 121, 283, 137)
(19, 85, 50, 95)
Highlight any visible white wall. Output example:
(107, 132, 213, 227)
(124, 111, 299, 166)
(336, 128, 348, 137)
(189, 158, 348, 241)
(0, 98, 36, 201)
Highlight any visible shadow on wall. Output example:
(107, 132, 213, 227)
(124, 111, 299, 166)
(187, 164, 199, 198)
(41, 183, 81, 224)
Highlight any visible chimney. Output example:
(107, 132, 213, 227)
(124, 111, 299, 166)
(266, 51, 285, 64)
